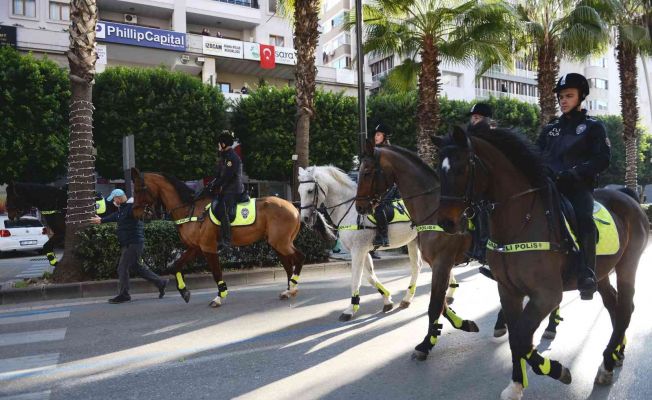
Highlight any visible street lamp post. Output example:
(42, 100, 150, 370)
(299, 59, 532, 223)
(355, 0, 367, 157)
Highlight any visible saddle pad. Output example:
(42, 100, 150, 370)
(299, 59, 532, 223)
(367, 199, 411, 225)
(206, 198, 257, 226)
(564, 201, 619, 256)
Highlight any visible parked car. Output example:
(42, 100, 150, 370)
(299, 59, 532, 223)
(0, 215, 49, 255)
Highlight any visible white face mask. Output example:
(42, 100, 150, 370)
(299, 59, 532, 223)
(113, 200, 119, 207)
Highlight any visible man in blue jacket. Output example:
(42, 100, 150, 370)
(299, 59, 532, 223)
(91, 189, 168, 304)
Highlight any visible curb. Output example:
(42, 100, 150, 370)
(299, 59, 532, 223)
(0, 255, 409, 306)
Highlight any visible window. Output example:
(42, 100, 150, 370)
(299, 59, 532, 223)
(330, 56, 351, 69)
(269, 34, 285, 47)
(588, 99, 608, 111)
(269, 0, 277, 13)
(331, 12, 346, 29)
(13, 0, 36, 17)
(441, 72, 461, 87)
(588, 78, 608, 90)
(323, 33, 350, 54)
(219, 82, 231, 94)
(49, 1, 70, 21)
(589, 57, 607, 68)
(323, 0, 341, 13)
(4, 219, 43, 229)
(370, 56, 394, 79)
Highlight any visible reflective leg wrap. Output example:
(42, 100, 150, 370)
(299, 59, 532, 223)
(429, 320, 443, 347)
(176, 272, 186, 290)
(218, 280, 228, 298)
(351, 291, 360, 313)
(526, 349, 563, 380)
(408, 285, 416, 295)
(443, 307, 463, 329)
(612, 336, 627, 362)
(447, 277, 459, 298)
(375, 282, 390, 297)
(46, 252, 58, 267)
(290, 274, 300, 289)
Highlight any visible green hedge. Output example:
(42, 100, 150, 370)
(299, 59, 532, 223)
(74, 221, 331, 280)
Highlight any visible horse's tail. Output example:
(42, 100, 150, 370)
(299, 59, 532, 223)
(313, 212, 338, 242)
(617, 187, 640, 203)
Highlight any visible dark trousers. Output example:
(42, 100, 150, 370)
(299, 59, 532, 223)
(117, 243, 164, 296)
(373, 204, 389, 235)
(559, 184, 596, 276)
(215, 193, 238, 242)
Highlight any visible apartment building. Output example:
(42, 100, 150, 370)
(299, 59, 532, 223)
(1, 0, 371, 101)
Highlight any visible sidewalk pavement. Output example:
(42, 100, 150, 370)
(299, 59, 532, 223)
(0, 254, 409, 306)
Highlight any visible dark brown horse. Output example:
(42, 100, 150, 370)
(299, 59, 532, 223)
(129, 168, 305, 307)
(355, 140, 479, 358)
(434, 126, 649, 399)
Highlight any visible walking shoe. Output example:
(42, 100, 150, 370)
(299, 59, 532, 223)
(158, 279, 169, 299)
(108, 294, 131, 304)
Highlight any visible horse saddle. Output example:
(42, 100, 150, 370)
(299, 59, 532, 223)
(206, 194, 256, 226)
(367, 199, 411, 225)
(560, 197, 620, 256)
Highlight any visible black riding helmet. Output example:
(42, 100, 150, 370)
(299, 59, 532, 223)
(468, 102, 492, 118)
(217, 130, 235, 147)
(374, 123, 391, 141)
(554, 73, 590, 101)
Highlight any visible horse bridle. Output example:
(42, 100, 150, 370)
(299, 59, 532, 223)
(298, 178, 357, 228)
(358, 150, 393, 208)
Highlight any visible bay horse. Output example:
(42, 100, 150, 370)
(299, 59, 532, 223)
(6, 183, 67, 266)
(355, 141, 480, 358)
(434, 126, 649, 399)
(298, 165, 429, 320)
(129, 168, 305, 307)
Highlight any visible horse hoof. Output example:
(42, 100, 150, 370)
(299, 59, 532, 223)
(399, 300, 411, 309)
(209, 300, 221, 308)
(559, 367, 572, 385)
(614, 358, 624, 368)
(445, 296, 454, 305)
(382, 303, 394, 313)
(179, 289, 191, 303)
(542, 330, 557, 340)
(500, 382, 523, 400)
(339, 313, 353, 322)
(464, 320, 480, 333)
(594, 364, 613, 386)
(494, 328, 507, 338)
(411, 350, 428, 361)
(279, 292, 290, 300)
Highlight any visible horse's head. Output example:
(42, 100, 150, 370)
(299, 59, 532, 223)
(5, 182, 28, 221)
(297, 166, 325, 227)
(131, 168, 158, 221)
(355, 139, 393, 215)
(435, 126, 487, 234)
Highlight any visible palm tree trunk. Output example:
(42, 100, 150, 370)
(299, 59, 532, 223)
(416, 35, 440, 166)
(617, 39, 640, 191)
(53, 0, 98, 282)
(293, 0, 319, 197)
(537, 36, 559, 127)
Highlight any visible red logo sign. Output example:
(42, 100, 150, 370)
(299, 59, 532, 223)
(260, 44, 275, 69)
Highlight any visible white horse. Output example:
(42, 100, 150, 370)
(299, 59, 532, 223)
(298, 166, 457, 321)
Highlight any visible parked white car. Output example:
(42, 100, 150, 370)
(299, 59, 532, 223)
(0, 215, 49, 255)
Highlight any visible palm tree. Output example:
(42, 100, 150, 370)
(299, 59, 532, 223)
(515, 0, 609, 127)
(586, 0, 651, 191)
(53, 0, 98, 282)
(278, 0, 320, 195)
(357, 0, 517, 164)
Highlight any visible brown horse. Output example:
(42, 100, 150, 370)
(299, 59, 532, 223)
(434, 126, 649, 399)
(129, 168, 305, 307)
(355, 140, 479, 359)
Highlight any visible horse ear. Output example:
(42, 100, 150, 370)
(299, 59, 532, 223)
(298, 166, 305, 176)
(452, 125, 469, 148)
(430, 134, 443, 148)
(130, 168, 141, 184)
(364, 138, 375, 156)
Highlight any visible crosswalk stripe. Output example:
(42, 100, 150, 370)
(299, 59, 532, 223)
(0, 353, 60, 379)
(0, 390, 51, 400)
(0, 329, 66, 347)
(0, 311, 70, 326)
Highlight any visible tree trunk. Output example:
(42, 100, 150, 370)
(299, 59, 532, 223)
(537, 36, 559, 127)
(416, 35, 440, 166)
(54, 0, 98, 282)
(617, 38, 640, 191)
(292, 0, 319, 199)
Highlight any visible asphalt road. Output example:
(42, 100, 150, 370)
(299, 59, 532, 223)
(1, 242, 651, 400)
(0, 251, 60, 286)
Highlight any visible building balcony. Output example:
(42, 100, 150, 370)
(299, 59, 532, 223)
(216, 0, 260, 8)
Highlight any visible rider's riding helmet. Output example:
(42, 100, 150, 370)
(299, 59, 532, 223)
(468, 102, 493, 118)
(217, 130, 235, 147)
(554, 73, 590, 101)
(374, 123, 390, 142)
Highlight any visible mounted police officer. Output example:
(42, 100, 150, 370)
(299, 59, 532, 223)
(537, 73, 611, 300)
(372, 123, 400, 247)
(207, 130, 244, 251)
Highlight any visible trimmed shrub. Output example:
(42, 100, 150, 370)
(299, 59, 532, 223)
(74, 221, 330, 280)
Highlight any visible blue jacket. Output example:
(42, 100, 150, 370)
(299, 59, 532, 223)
(100, 202, 144, 246)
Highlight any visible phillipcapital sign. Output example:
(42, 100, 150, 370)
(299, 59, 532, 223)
(96, 21, 186, 51)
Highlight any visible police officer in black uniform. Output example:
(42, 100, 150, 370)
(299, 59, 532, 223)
(207, 131, 244, 251)
(537, 73, 611, 300)
(371, 123, 400, 247)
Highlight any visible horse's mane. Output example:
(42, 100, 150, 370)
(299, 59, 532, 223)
(383, 145, 439, 180)
(314, 166, 356, 191)
(159, 173, 196, 204)
(445, 127, 548, 187)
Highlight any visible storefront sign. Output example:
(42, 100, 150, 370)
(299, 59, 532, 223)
(96, 44, 107, 65)
(0, 25, 17, 49)
(244, 42, 297, 65)
(96, 21, 186, 51)
(202, 37, 243, 59)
